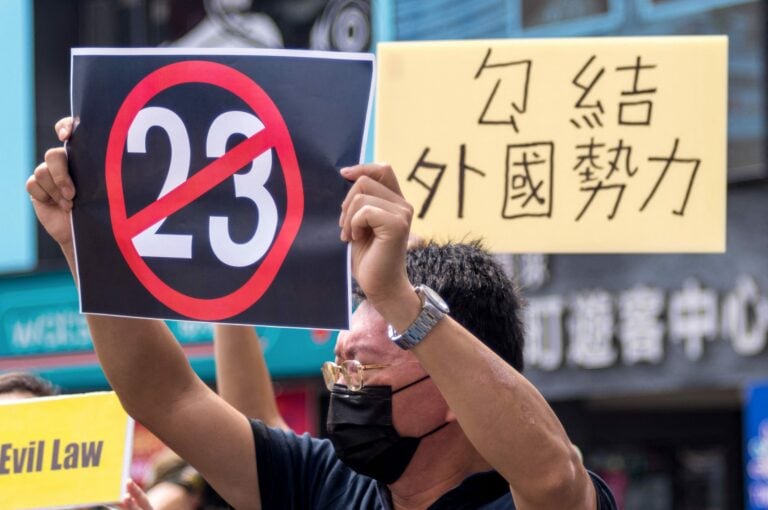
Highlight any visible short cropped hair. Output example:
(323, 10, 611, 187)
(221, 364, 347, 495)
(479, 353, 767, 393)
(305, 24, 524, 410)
(0, 372, 58, 397)
(354, 240, 525, 371)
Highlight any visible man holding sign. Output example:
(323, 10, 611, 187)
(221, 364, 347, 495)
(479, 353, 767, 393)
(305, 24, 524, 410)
(29, 114, 616, 509)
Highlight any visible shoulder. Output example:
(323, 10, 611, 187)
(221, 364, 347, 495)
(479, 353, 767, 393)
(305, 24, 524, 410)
(250, 419, 338, 472)
(250, 420, 382, 510)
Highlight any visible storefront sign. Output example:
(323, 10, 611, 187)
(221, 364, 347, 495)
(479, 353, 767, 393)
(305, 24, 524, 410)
(0, 272, 336, 388)
(525, 275, 768, 371)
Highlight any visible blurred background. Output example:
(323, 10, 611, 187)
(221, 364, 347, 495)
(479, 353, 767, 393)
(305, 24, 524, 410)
(0, 0, 766, 508)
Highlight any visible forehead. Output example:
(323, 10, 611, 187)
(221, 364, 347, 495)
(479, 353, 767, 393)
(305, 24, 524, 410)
(335, 301, 411, 363)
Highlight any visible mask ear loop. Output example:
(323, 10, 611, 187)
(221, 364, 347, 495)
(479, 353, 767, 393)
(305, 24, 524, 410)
(392, 374, 431, 394)
(392, 374, 452, 439)
(418, 420, 452, 439)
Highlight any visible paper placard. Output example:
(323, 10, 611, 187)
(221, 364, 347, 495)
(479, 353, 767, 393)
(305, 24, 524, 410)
(375, 36, 727, 252)
(69, 48, 375, 329)
(0, 392, 133, 509)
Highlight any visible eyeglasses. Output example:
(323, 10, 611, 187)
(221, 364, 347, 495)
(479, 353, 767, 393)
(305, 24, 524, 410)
(321, 360, 391, 391)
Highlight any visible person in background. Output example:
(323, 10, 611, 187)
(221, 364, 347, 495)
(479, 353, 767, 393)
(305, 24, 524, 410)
(0, 371, 57, 401)
(124, 450, 224, 510)
(213, 325, 289, 432)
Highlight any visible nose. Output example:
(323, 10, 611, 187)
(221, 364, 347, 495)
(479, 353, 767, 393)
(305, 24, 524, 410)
(334, 326, 364, 362)
(334, 330, 349, 361)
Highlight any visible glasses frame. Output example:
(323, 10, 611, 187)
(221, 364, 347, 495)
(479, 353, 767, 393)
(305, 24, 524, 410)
(321, 360, 391, 391)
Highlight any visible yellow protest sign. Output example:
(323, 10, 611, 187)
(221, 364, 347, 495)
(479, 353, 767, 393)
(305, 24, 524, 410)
(0, 392, 133, 509)
(375, 36, 727, 252)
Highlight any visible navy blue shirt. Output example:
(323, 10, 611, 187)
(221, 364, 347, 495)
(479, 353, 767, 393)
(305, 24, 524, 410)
(251, 420, 617, 510)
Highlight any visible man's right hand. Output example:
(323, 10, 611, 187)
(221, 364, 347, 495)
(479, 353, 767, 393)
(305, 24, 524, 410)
(27, 118, 261, 509)
(26, 117, 76, 248)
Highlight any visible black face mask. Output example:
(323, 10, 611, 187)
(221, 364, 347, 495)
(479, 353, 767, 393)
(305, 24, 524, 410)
(326, 375, 449, 484)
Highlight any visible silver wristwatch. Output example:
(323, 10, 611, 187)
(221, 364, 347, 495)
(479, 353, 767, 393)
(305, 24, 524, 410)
(388, 285, 450, 350)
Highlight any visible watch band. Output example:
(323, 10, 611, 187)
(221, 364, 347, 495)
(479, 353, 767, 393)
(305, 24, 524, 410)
(388, 285, 450, 350)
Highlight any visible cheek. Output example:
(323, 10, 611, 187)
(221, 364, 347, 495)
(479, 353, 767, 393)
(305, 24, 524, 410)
(391, 386, 449, 437)
(390, 392, 410, 434)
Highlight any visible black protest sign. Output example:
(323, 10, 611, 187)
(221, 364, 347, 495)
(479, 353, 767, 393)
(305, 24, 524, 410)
(68, 49, 374, 330)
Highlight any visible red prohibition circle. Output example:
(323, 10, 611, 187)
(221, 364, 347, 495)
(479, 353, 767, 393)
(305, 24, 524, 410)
(105, 60, 304, 321)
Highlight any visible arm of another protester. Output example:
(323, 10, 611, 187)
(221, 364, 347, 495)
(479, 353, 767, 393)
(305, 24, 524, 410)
(121, 479, 200, 510)
(339, 163, 597, 510)
(28, 118, 261, 510)
(214, 325, 290, 430)
(121, 479, 154, 510)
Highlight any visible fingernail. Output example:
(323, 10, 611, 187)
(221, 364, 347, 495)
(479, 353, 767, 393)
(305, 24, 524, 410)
(340, 167, 351, 176)
(62, 185, 74, 200)
(58, 128, 67, 140)
(338, 211, 344, 227)
(340, 230, 347, 242)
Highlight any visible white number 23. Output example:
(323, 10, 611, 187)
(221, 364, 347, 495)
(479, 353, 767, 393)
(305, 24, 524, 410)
(126, 107, 278, 267)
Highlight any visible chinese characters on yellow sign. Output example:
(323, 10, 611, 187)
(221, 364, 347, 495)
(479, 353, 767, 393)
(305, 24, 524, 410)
(375, 36, 727, 252)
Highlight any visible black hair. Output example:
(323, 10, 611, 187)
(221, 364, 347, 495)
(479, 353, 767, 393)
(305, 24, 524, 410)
(354, 240, 525, 372)
(0, 372, 58, 397)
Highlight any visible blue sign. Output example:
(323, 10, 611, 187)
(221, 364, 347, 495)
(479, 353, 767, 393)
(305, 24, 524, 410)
(0, 0, 35, 273)
(746, 381, 768, 509)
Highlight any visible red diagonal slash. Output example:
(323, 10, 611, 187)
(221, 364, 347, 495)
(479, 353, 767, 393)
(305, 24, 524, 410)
(104, 59, 304, 320)
(125, 128, 274, 237)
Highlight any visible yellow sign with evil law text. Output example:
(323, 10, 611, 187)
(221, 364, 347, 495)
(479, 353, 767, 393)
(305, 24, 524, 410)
(0, 391, 133, 509)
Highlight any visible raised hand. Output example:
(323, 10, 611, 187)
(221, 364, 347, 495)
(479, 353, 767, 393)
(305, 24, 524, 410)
(338, 163, 416, 316)
(26, 117, 77, 248)
(120, 479, 154, 510)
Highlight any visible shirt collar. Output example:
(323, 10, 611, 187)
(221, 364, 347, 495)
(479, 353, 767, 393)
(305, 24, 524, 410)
(376, 470, 509, 510)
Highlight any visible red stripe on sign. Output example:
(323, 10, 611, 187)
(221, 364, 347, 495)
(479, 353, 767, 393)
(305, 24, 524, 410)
(126, 129, 275, 237)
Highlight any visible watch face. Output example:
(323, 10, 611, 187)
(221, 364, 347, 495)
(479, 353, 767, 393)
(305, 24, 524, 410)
(421, 285, 450, 313)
